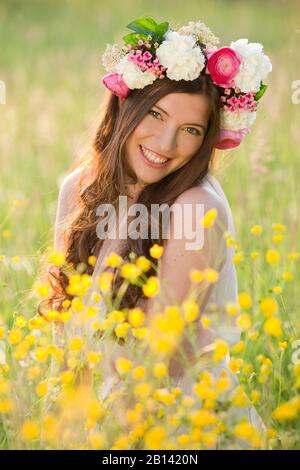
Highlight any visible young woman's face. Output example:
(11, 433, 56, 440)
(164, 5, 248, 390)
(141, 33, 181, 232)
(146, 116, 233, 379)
(124, 92, 210, 186)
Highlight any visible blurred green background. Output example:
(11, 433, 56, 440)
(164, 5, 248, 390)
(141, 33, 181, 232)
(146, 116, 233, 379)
(0, 0, 300, 322)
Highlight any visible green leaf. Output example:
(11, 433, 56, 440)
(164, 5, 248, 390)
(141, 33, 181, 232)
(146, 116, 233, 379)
(126, 17, 158, 36)
(155, 22, 169, 41)
(122, 32, 149, 45)
(255, 82, 267, 101)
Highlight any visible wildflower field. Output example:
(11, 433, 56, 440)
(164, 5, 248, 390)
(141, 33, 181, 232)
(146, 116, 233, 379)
(0, 0, 300, 450)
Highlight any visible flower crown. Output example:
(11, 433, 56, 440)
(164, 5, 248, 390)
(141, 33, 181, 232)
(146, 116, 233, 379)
(101, 17, 272, 150)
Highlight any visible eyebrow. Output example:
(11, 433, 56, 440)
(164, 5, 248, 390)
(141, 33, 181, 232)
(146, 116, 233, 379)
(153, 104, 207, 133)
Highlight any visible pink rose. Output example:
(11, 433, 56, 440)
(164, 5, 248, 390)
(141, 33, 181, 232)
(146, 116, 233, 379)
(206, 47, 242, 89)
(215, 128, 250, 150)
(102, 72, 130, 100)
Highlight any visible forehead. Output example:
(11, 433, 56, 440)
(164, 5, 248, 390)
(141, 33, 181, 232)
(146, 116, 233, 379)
(154, 92, 210, 122)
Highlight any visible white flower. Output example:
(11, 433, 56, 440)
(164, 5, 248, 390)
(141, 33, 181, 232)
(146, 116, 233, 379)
(115, 55, 157, 89)
(230, 39, 272, 93)
(156, 30, 205, 81)
(101, 43, 125, 72)
(221, 108, 257, 130)
(177, 20, 220, 48)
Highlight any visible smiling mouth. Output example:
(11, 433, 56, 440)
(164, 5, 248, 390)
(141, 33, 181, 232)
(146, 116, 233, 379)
(140, 145, 170, 167)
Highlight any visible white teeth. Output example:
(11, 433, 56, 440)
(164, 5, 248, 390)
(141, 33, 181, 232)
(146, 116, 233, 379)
(141, 146, 168, 164)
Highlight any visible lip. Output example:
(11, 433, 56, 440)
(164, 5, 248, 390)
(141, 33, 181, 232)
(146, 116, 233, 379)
(139, 145, 170, 169)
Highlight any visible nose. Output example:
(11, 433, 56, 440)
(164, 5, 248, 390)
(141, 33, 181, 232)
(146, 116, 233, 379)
(157, 125, 178, 156)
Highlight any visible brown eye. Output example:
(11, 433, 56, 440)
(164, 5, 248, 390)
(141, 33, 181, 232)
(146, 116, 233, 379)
(186, 127, 201, 136)
(148, 109, 161, 119)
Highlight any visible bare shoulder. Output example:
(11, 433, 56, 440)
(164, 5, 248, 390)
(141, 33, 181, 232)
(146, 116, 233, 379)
(173, 184, 228, 225)
(57, 165, 90, 214)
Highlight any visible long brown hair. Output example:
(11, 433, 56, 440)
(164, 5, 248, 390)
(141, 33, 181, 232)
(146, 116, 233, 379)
(38, 73, 222, 316)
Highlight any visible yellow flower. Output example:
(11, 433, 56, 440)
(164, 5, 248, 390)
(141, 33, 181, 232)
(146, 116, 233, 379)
(228, 357, 244, 373)
(154, 388, 175, 406)
(142, 276, 160, 297)
(189, 409, 217, 427)
(8, 328, 22, 345)
(2, 229, 12, 238)
(203, 268, 219, 283)
(282, 271, 294, 282)
(272, 223, 286, 232)
(89, 432, 105, 450)
(104, 252, 122, 268)
(288, 252, 300, 261)
(238, 292, 252, 310)
(182, 300, 199, 322)
(115, 322, 130, 338)
(250, 225, 263, 235)
(200, 315, 211, 328)
(149, 243, 164, 259)
(233, 251, 244, 264)
(21, 420, 39, 441)
(69, 336, 84, 351)
(234, 421, 260, 446)
(144, 426, 166, 449)
(272, 234, 284, 244)
(87, 351, 102, 366)
(115, 357, 132, 376)
(273, 285, 282, 295)
(190, 269, 204, 283)
(0, 325, 5, 339)
(226, 302, 240, 316)
(120, 263, 142, 282)
(213, 339, 229, 361)
(250, 251, 260, 260)
(136, 256, 151, 272)
(47, 250, 65, 266)
(88, 255, 97, 266)
(153, 362, 168, 378)
(250, 390, 261, 404)
(60, 370, 75, 385)
(134, 382, 152, 400)
(132, 366, 146, 381)
(231, 341, 245, 354)
(272, 396, 300, 421)
(34, 282, 49, 297)
(36, 381, 48, 397)
(266, 249, 280, 265)
(236, 313, 252, 331)
(264, 317, 283, 337)
(201, 208, 218, 228)
(177, 434, 190, 446)
(231, 386, 248, 407)
(260, 297, 278, 317)
(0, 399, 15, 414)
(97, 271, 114, 292)
(278, 341, 288, 350)
(128, 308, 145, 328)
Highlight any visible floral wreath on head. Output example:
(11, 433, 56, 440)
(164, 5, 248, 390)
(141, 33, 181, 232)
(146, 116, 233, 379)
(101, 17, 272, 150)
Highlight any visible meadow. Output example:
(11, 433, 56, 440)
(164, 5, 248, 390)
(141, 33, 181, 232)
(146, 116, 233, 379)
(0, 0, 300, 450)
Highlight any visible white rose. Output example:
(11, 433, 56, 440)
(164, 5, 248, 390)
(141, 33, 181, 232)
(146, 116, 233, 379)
(156, 31, 205, 81)
(231, 39, 272, 93)
(221, 109, 257, 130)
(116, 56, 157, 89)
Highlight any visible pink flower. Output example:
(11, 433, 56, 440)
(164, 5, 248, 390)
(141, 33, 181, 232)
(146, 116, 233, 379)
(102, 72, 130, 99)
(206, 47, 242, 89)
(215, 128, 250, 150)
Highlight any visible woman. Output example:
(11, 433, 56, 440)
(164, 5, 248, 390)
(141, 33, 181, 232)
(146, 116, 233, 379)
(40, 17, 271, 445)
